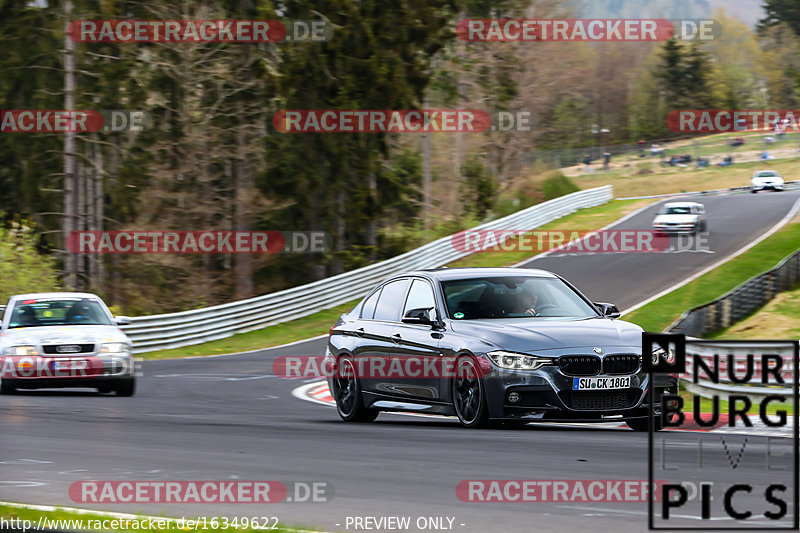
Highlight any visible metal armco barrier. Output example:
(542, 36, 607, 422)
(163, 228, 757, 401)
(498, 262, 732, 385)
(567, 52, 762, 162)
(668, 248, 800, 338)
(121, 186, 613, 353)
(682, 340, 797, 399)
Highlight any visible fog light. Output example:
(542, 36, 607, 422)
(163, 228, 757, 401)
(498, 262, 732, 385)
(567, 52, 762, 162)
(508, 392, 520, 403)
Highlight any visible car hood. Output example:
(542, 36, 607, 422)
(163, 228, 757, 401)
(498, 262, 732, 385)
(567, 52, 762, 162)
(449, 317, 643, 354)
(653, 214, 698, 224)
(0, 325, 130, 347)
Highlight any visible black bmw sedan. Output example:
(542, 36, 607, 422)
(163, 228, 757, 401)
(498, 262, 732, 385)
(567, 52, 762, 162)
(326, 267, 677, 429)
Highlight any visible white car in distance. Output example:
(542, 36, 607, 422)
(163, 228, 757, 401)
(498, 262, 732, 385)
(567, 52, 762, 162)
(652, 202, 707, 235)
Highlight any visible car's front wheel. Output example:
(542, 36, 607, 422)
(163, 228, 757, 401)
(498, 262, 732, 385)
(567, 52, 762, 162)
(452, 356, 489, 428)
(332, 357, 378, 422)
(0, 377, 16, 394)
(114, 378, 135, 397)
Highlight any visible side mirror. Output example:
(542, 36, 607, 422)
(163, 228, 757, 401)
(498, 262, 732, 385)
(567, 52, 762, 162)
(115, 316, 132, 326)
(402, 307, 435, 325)
(594, 302, 620, 319)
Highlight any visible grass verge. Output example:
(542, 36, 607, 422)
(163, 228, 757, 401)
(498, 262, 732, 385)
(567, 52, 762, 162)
(446, 198, 652, 268)
(622, 219, 800, 332)
(569, 154, 800, 199)
(0, 504, 308, 533)
(712, 284, 800, 340)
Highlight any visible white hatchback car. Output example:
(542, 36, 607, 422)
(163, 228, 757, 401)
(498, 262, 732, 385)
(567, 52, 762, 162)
(0, 292, 135, 395)
(751, 170, 785, 193)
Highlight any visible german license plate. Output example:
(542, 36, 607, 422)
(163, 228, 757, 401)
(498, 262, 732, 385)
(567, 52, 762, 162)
(572, 376, 630, 390)
(52, 358, 84, 371)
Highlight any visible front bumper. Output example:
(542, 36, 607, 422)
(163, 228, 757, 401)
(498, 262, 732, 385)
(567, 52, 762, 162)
(653, 225, 698, 234)
(481, 360, 677, 422)
(752, 183, 784, 191)
(0, 354, 134, 388)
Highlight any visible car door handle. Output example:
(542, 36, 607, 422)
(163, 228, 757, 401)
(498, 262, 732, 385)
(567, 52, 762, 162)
(391, 333, 402, 343)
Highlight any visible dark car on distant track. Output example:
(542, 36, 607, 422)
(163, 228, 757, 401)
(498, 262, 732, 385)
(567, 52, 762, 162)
(326, 267, 677, 429)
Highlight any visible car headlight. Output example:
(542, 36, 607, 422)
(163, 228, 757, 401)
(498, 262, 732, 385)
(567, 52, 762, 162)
(487, 351, 553, 370)
(652, 346, 675, 365)
(3, 345, 39, 356)
(98, 342, 129, 354)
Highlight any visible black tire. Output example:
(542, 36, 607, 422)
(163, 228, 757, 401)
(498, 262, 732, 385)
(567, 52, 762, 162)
(332, 357, 378, 422)
(0, 378, 16, 394)
(114, 378, 135, 397)
(452, 356, 489, 428)
(751, 189, 757, 194)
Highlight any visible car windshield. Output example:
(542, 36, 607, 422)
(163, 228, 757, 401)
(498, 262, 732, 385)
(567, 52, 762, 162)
(755, 171, 779, 177)
(662, 206, 693, 215)
(441, 276, 598, 319)
(8, 297, 113, 328)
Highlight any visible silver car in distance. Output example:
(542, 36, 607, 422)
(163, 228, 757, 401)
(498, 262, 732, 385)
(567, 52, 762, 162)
(652, 202, 707, 234)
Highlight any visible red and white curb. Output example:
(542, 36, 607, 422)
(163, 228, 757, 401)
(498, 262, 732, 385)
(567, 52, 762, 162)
(292, 381, 794, 437)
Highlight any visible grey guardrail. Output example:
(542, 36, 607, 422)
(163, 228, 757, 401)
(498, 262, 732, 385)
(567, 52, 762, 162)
(667, 248, 800, 338)
(121, 186, 613, 353)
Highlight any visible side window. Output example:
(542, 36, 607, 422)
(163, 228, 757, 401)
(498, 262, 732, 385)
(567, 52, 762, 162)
(403, 279, 436, 318)
(360, 289, 381, 319)
(373, 279, 411, 322)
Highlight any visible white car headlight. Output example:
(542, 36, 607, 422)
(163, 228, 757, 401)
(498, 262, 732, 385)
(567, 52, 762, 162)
(98, 342, 129, 354)
(487, 351, 553, 370)
(652, 346, 675, 365)
(3, 345, 39, 356)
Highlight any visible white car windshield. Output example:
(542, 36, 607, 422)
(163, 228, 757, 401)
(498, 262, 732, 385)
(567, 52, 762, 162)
(8, 298, 113, 328)
(755, 172, 779, 178)
(662, 206, 693, 215)
(441, 277, 598, 319)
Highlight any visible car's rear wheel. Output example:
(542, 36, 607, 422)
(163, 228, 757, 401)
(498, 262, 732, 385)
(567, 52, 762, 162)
(114, 378, 135, 397)
(452, 356, 489, 428)
(332, 357, 378, 422)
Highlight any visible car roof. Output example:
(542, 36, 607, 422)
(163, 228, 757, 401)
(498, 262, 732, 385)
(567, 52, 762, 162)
(663, 202, 701, 208)
(8, 292, 103, 302)
(389, 267, 558, 282)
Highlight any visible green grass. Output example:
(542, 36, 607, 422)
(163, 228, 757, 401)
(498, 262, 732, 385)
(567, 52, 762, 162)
(711, 284, 800, 340)
(0, 504, 308, 533)
(623, 220, 800, 332)
(446, 199, 651, 268)
(142, 300, 359, 359)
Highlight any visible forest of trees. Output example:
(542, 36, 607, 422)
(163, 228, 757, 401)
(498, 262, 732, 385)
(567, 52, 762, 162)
(1, 0, 800, 314)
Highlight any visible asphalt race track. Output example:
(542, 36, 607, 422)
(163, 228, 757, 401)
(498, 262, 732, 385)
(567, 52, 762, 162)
(2, 191, 799, 533)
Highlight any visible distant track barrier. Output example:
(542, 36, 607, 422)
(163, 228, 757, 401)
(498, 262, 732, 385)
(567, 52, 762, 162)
(121, 186, 613, 353)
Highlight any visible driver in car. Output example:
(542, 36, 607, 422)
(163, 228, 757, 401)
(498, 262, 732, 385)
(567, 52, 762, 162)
(516, 289, 538, 316)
